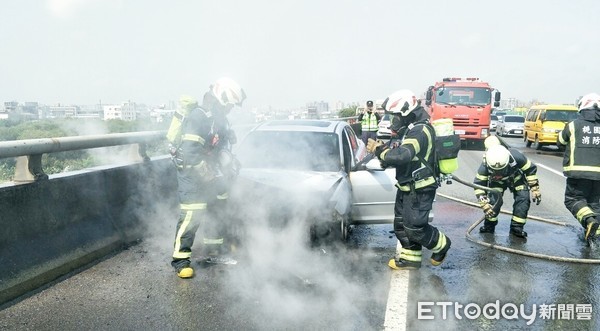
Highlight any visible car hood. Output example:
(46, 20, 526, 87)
(237, 168, 344, 193)
(230, 168, 350, 223)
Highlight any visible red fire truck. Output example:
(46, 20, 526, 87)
(425, 77, 500, 146)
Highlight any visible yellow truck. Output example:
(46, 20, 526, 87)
(523, 104, 578, 150)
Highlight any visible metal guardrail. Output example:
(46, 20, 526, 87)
(0, 131, 166, 183)
(0, 116, 359, 184)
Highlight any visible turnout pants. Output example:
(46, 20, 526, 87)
(564, 177, 600, 226)
(394, 188, 443, 252)
(172, 167, 230, 260)
(486, 186, 531, 224)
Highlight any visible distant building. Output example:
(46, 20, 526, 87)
(103, 102, 137, 121)
(77, 104, 103, 119)
(47, 105, 78, 118)
(4, 101, 18, 112)
(149, 108, 175, 123)
(305, 101, 329, 119)
(22, 102, 39, 117)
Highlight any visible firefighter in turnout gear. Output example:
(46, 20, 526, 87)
(357, 100, 381, 145)
(367, 89, 451, 270)
(474, 141, 541, 238)
(558, 93, 600, 244)
(168, 77, 246, 278)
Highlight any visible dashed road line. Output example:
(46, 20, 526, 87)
(384, 241, 409, 331)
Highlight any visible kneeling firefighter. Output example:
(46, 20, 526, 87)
(367, 89, 451, 270)
(474, 141, 541, 238)
(167, 77, 246, 278)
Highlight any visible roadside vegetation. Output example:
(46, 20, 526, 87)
(0, 118, 169, 182)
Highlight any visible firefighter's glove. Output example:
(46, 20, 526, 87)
(169, 144, 184, 168)
(367, 138, 388, 158)
(168, 143, 177, 156)
(478, 195, 495, 218)
(530, 184, 542, 205)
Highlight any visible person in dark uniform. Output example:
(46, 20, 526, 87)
(558, 93, 600, 244)
(367, 89, 451, 270)
(473, 143, 541, 238)
(167, 77, 246, 278)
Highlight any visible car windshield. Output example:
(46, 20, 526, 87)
(504, 116, 524, 123)
(545, 110, 579, 122)
(491, 115, 498, 120)
(236, 131, 341, 171)
(435, 87, 492, 106)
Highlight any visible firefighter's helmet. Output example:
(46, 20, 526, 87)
(485, 145, 510, 171)
(484, 136, 501, 150)
(578, 93, 600, 111)
(382, 89, 419, 116)
(210, 77, 246, 106)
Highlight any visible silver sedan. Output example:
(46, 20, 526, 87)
(231, 119, 400, 242)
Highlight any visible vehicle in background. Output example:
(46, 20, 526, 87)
(231, 119, 408, 243)
(490, 114, 498, 131)
(496, 115, 525, 137)
(492, 110, 507, 121)
(377, 113, 392, 139)
(523, 104, 579, 150)
(425, 77, 500, 147)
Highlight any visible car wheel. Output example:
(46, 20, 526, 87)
(534, 136, 543, 150)
(340, 215, 350, 242)
(328, 213, 350, 242)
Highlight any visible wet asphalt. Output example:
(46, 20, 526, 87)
(0, 136, 599, 331)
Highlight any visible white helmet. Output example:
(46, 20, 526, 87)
(485, 145, 510, 171)
(578, 93, 600, 111)
(484, 135, 501, 150)
(210, 77, 246, 106)
(383, 89, 419, 116)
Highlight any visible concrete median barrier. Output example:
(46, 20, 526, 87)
(0, 157, 177, 306)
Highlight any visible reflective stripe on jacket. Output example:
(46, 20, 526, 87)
(380, 121, 437, 190)
(559, 119, 600, 180)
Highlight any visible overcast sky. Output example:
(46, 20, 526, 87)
(1, 0, 597, 109)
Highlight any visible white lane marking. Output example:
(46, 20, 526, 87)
(536, 162, 565, 177)
(384, 241, 408, 331)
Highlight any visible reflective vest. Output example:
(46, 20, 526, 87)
(559, 120, 600, 180)
(361, 113, 379, 132)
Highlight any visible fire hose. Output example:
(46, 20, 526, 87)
(443, 174, 600, 264)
